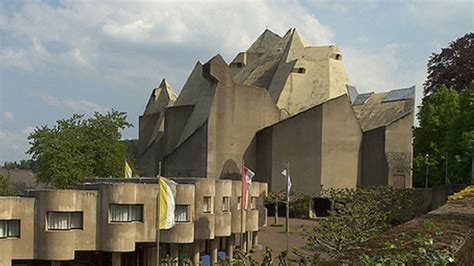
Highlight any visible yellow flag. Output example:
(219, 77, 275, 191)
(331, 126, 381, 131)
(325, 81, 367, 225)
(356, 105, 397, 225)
(159, 177, 177, 229)
(124, 161, 132, 178)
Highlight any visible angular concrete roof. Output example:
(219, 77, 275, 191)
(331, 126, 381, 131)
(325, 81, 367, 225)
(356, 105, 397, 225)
(351, 86, 415, 131)
(142, 79, 177, 150)
(172, 61, 218, 148)
(231, 28, 351, 117)
(144, 79, 177, 115)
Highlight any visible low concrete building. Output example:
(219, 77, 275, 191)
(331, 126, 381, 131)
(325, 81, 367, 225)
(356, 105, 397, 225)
(0, 178, 267, 266)
(139, 28, 415, 195)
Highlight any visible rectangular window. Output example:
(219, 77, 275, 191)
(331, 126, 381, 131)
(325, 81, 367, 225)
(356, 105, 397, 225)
(47, 212, 83, 231)
(250, 197, 258, 210)
(222, 197, 230, 212)
(175, 205, 189, 223)
(203, 196, 213, 213)
(0, 220, 20, 238)
(110, 204, 144, 222)
(237, 196, 242, 210)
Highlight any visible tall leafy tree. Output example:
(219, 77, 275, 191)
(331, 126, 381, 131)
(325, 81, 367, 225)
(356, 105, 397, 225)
(423, 33, 474, 100)
(414, 87, 460, 186)
(451, 82, 474, 182)
(27, 110, 132, 189)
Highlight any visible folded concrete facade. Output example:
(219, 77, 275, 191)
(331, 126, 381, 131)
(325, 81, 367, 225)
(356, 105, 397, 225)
(139, 28, 415, 195)
(0, 179, 267, 265)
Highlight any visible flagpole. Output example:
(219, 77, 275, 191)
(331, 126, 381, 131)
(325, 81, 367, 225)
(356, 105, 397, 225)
(240, 159, 245, 252)
(156, 162, 161, 266)
(286, 161, 290, 260)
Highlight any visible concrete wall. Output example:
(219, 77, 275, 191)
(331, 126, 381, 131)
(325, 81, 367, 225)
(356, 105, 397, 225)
(231, 181, 245, 233)
(0, 197, 35, 264)
(385, 115, 413, 188)
(1, 181, 267, 265)
(206, 56, 280, 179)
(161, 184, 195, 243)
(165, 123, 208, 177)
(214, 180, 232, 237)
(194, 179, 215, 240)
(256, 104, 323, 195)
(246, 184, 260, 232)
(320, 95, 362, 189)
(360, 127, 388, 187)
(91, 183, 159, 252)
(30, 190, 97, 261)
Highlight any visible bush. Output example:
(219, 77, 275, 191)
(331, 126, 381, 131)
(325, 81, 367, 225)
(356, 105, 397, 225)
(301, 187, 429, 257)
(289, 191, 313, 218)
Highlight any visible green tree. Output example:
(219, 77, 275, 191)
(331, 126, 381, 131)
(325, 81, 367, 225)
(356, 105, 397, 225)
(451, 81, 474, 182)
(414, 87, 461, 186)
(0, 173, 17, 196)
(27, 110, 132, 189)
(423, 33, 473, 100)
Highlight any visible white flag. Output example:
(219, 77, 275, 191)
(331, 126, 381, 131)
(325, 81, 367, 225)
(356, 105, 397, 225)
(281, 168, 292, 196)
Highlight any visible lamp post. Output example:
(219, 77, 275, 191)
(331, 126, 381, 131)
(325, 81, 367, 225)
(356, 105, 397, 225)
(441, 152, 448, 185)
(425, 154, 429, 188)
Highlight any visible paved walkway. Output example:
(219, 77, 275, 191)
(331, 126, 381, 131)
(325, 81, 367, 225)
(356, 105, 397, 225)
(249, 217, 320, 262)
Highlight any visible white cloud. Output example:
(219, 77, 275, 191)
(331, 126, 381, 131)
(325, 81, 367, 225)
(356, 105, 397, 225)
(0, 129, 31, 163)
(406, 0, 473, 33)
(2, 112, 14, 122)
(38, 94, 108, 113)
(0, 0, 334, 90)
(343, 43, 405, 92)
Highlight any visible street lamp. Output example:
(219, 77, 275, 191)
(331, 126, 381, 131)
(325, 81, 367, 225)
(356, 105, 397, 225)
(441, 152, 449, 185)
(425, 154, 429, 188)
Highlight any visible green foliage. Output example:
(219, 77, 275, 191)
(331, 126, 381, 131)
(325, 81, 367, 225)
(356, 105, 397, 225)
(357, 221, 456, 265)
(27, 110, 133, 189)
(266, 190, 286, 225)
(121, 139, 140, 175)
(3, 159, 37, 171)
(301, 187, 428, 257)
(424, 32, 473, 99)
(0, 173, 17, 196)
(414, 83, 474, 186)
(289, 191, 313, 218)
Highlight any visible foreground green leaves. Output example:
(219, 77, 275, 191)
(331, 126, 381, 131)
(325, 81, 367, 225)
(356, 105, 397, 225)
(27, 110, 132, 189)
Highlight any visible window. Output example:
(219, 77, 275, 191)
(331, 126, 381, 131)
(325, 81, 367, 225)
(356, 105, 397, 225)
(291, 67, 306, 74)
(250, 197, 258, 210)
(203, 196, 213, 213)
(110, 204, 143, 222)
(230, 62, 244, 68)
(237, 196, 242, 210)
(222, 197, 230, 212)
(47, 212, 83, 230)
(175, 205, 190, 223)
(0, 220, 20, 238)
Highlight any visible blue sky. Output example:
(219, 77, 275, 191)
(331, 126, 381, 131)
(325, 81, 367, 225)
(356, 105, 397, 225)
(0, 0, 473, 163)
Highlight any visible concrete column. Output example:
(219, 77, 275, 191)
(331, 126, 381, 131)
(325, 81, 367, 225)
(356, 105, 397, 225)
(226, 234, 234, 259)
(170, 244, 179, 266)
(253, 231, 259, 248)
(241, 233, 248, 252)
(247, 232, 253, 252)
(210, 238, 219, 264)
(112, 253, 121, 266)
(192, 242, 200, 265)
(147, 247, 157, 266)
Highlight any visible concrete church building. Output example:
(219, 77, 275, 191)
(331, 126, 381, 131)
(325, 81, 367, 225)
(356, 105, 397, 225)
(139, 28, 415, 195)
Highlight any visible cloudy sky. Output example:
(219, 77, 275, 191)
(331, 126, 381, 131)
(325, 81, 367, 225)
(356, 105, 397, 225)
(0, 0, 472, 163)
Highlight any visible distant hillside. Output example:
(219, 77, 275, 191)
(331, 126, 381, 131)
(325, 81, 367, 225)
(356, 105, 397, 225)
(0, 167, 41, 194)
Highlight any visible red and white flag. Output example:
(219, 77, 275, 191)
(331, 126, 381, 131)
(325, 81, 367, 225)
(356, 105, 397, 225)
(241, 166, 255, 210)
